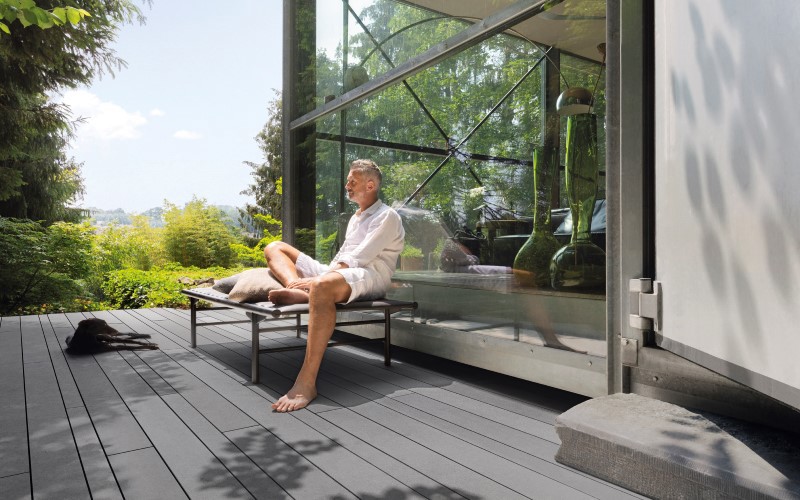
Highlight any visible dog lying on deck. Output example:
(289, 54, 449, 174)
(65, 318, 159, 354)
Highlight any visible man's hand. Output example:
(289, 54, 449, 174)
(287, 278, 314, 291)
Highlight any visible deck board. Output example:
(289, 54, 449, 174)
(160, 395, 289, 500)
(0, 316, 28, 479)
(93, 350, 252, 499)
(41, 315, 84, 409)
(66, 406, 123, 499)
(24, 354, 89, 499)
(0, 308, 648, 499)
(0, 473, 31, 500)
(107, 447, 188, 499)
(20, 313, 90, 498)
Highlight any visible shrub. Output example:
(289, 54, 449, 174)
(231, 231, 280, 267)
(317, 230, 338, 262)
(0, 218, 94, 315)
(296, 228, 316, 257)
(401, 244, 424, 258)
(162, 198, 237, 268)
(87, 216, 166, 298)
(102, 265, 243, 309)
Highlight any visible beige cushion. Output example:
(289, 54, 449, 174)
(227, 268, 283, 302)
(211, 272, 242, 293)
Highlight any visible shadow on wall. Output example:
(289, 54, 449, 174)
(665, 0, 800, 379)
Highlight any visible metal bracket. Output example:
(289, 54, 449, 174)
(629, 278, 662, 332)
(620, 336, 639, 366)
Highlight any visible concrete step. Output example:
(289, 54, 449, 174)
(555, 393, 800, 499)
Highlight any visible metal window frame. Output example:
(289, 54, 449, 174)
(605, 0, 655, 394)
(287, 0, 564, 132)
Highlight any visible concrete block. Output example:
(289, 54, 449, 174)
(555, 393, 800, 499)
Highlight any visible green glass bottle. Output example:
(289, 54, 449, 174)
(513, 144, 562, 287)
(550, 111, 606, 290)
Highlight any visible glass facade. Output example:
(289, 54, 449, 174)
(286, 0, 608, 392)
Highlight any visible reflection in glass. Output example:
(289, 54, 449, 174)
(513, 144, 561, 287)
(294, 0, 610, 361)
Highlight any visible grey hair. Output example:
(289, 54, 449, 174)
(350, 159, 382, 186)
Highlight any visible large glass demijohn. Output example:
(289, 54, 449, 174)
(513, 142, 561, 287)
(549, 87, 605, 290)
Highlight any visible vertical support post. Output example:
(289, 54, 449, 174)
(606, 0, 652, 394)
(340, 0, 349, 214)
(283, 0, 317, 247)
(384, 309, 391, 366)
(190, 298, 198, 348)
(251, 314, 260, 384)
(296, 313, 302, 338)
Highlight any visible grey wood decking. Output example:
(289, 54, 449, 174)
(0, 308, 644, 500)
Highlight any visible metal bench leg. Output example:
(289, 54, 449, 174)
(251, 314, 260, 384)
(384, 309, 391, 366)
(190, 298, 198, 348)
(296, 313, 301, 338)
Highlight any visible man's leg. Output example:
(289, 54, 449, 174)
(272, 272, 351, 412)
(264, 241, 311, 304)
(264, 241, 302, 286)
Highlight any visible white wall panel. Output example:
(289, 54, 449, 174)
(655, 0, 800, 408)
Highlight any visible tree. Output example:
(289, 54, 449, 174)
(0, 0, 90, 35)
(240, 90, 283, 236)
(0, 0, 146, 223)
(162, 198, 238, 268)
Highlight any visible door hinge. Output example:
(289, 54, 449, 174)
(629, 278, 662, 332)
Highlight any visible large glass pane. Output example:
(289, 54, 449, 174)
(299, 0, 608, 360)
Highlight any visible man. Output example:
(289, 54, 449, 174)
(264, 159, 405, 412)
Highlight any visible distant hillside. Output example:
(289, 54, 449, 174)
(87, 205, 247, 231)
(86, 207, 133, 227)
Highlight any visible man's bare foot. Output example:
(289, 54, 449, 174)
(271, 383, 317, 412)
(268, 288, 309, 305)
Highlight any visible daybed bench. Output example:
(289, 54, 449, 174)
(181, 287, 417, 383)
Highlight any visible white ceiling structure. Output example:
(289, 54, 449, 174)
(403, 0, 606, 61)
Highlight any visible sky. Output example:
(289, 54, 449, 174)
(61, 0, 283, 213)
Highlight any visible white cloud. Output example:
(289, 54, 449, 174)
(62, 90, 147, 140)
(173, 130, 202, 140)
(149, 108, 166, 117)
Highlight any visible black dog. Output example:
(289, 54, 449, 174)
(66, 318, 159, 354)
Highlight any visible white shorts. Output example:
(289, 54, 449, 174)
(295, 252, 388, 303)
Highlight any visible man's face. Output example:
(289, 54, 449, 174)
(345, 170, 372, 205)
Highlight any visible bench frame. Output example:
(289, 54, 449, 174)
(182, 288, 417, 383)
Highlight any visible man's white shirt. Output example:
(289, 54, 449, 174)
(331, 200, 405, 284)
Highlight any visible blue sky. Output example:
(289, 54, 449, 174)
(61, 0, 283, 213)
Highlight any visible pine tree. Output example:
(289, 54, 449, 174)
(240, 90, 283, 238)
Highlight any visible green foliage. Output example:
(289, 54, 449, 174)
(92, 216, 164, 271)
(230, 243, 264, 268)
(253, 213, 282, 234)
(240, 90, 283, 236)
(0, 0, 145, 223)
(162, 198, 238, 268)
(295, 228, 316, 257)
(400, 244, 423, 258)
(0, 0, 90, 35)
(0, 217, 93, 315)
(102, 265, 240, 309)
(85, 215, 165, 298)
(316, 230, 338, 263)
